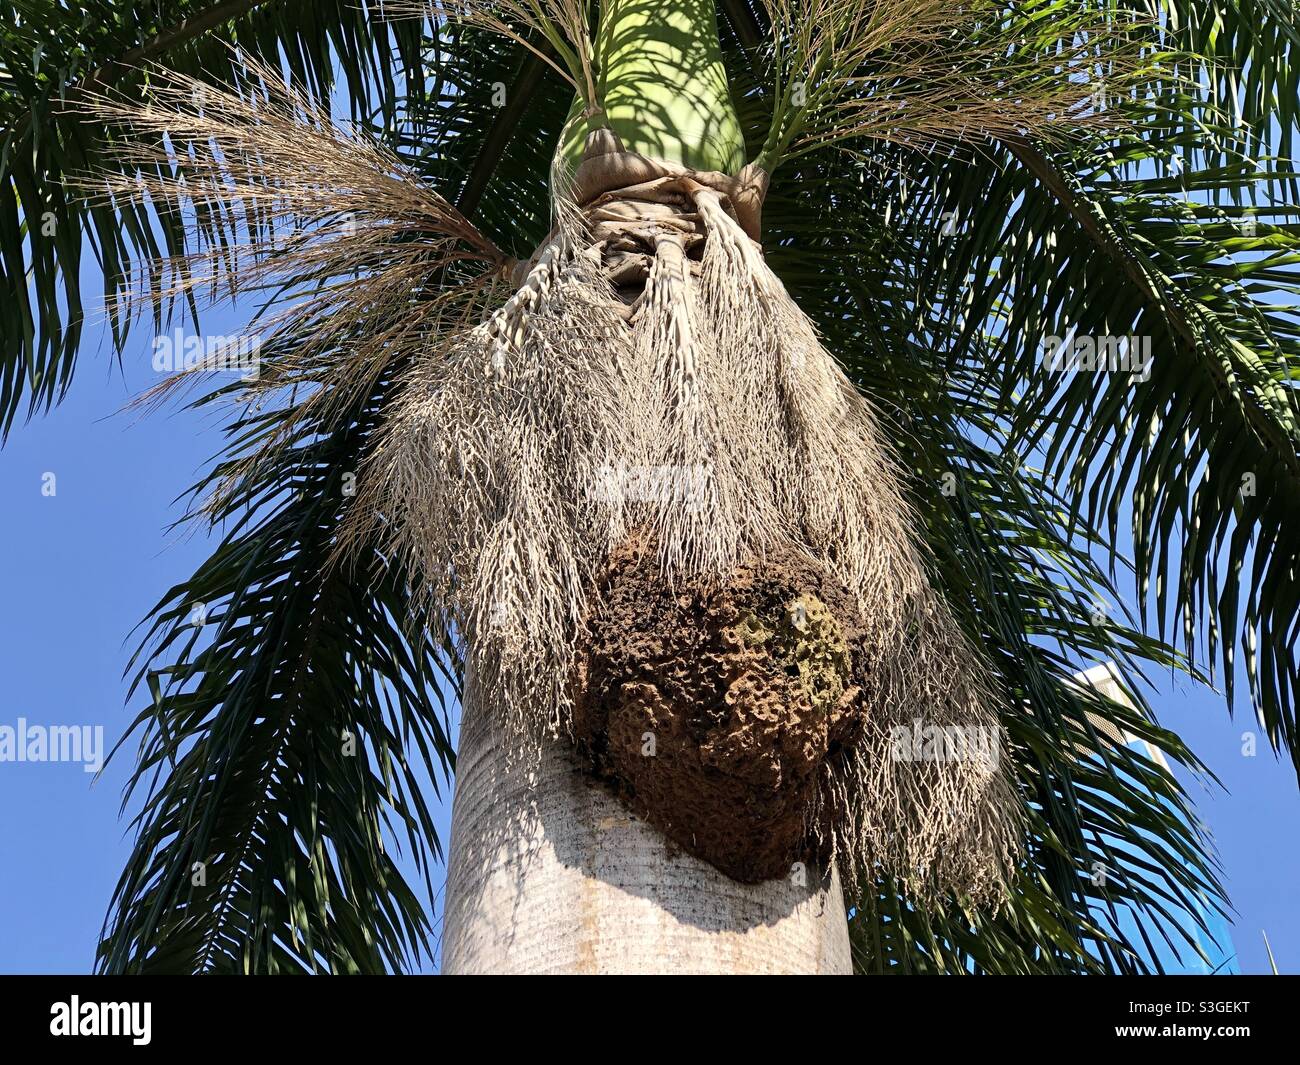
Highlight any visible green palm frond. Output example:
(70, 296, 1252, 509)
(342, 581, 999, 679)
(757, 152, 1227, 971)
(100, 328, 458, 974)
(892, 128, 1300, 774)
(92, 42, 512, 972)
(1136, 0, 1300, 173)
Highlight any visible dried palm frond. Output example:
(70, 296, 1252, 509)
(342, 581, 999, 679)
(391, 1, 600, 110)
(73, 53, 511, 511)
(342, 227, 629, 740)
(756, 0, 1164, 167)
(693, 188, 1020, 898)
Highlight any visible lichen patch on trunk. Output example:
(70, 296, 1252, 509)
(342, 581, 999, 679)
(574, 534, 867, 883)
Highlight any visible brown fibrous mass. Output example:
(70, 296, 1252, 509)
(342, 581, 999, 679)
(573, 534, 869, 883)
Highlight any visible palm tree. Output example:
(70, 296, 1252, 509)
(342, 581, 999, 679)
(2, 0, 1297, 974)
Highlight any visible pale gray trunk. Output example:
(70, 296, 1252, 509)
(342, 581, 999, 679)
(441, 691, 853, 975)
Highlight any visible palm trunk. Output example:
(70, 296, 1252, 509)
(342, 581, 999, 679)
(441, 692, 853, 974)
(559, 0, 745, 174)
